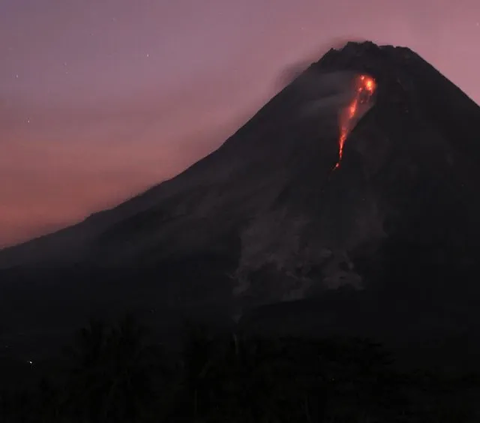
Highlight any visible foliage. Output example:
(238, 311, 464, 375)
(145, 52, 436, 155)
(1, 316, 479, 422)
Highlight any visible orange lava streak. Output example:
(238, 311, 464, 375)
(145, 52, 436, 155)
(333, 74, 376, 170)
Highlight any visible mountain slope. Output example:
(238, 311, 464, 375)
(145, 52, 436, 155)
(2, 41, 480, 361)
(3, 42, 480, 273)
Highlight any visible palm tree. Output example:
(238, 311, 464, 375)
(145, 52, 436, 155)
(62, 314, 162, 423)
(190, 333, 318, 422)
(173, 322, 218, 422)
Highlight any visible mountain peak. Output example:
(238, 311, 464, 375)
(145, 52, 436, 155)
(317, 41, 419, 73)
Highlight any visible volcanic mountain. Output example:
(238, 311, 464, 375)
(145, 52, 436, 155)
(2, 41, 480, 366)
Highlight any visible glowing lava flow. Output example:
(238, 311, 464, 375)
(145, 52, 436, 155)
(333, 74, 376, 170)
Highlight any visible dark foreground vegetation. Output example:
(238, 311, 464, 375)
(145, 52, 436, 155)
(1, 315, 479, 422)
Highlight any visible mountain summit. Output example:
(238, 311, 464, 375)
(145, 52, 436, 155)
(2, 41, 480, 361)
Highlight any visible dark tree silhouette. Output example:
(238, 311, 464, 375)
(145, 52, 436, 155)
(62, 315, 162, 423)
(1, 317, 480, 422)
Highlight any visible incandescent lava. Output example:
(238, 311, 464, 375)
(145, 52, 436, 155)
(333, 74, 376, 170)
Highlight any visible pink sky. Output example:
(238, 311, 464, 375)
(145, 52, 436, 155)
(1, 0, 480, 247)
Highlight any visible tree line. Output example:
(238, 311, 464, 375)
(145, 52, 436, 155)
(1, 314, 479, 422)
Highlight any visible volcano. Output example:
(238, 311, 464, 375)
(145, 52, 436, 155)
(2, 41, 480, 367)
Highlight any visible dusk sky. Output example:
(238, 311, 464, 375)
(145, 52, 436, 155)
(1, 0, 480, 248)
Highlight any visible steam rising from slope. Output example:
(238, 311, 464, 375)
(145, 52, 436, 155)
(292, 70, 358, 118)
(281, 68, 377, 172)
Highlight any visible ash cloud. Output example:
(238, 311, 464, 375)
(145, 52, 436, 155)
(294, 70, 357, 117)
(276, 37, 378, 123)
(280, 66, 375, 127)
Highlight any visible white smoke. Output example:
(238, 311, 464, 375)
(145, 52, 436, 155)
(287, 69, 359, 120)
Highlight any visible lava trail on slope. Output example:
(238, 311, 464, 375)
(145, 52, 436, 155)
(333, 74, 376, 170)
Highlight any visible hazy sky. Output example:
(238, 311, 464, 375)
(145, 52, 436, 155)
(1, 0, 480, 247)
